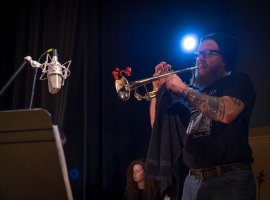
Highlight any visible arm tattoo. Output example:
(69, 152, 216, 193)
(181, 87, 225, 122)
(230, 97, 241, 106)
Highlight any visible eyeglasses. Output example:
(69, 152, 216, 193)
(194, 49, 221, 59)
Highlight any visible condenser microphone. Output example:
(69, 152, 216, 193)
(47, 49, 63, 94)
(26, 48, 71, 96)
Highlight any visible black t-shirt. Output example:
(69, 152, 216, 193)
(183, 72, 256, 169)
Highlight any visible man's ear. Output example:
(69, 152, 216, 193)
(222, 57, 229, 70)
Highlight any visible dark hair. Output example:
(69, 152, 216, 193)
(200, 33, 239, 72)
(124, 158, 160, 200)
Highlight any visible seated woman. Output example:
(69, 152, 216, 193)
(124, 158, 164, 200)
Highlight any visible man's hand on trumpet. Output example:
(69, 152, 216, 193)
(153, 61, 186, 96)
(153, 61, 168, 90)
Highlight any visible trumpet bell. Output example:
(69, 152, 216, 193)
(115, 76, 131, 101)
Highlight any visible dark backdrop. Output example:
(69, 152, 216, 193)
(1, 0, 269, 199)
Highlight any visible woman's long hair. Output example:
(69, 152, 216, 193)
(124, 158, 160, 200)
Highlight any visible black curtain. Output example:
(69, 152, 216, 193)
(2, 0, 104, 199)
(1, 0, 270, 199)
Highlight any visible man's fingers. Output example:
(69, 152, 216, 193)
(155, 64, 163, 74)
(155, 61, 166, 73)
(163, 64, 171, 72)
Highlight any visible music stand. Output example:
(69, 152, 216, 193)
(0, 109, 73, 200)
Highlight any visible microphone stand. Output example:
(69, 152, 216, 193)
(0, 60, 29, 98)
(0, 49, 53, 109)
(29, 67, 39, 109)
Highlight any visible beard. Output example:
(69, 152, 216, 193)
(192, 63, 226, 89)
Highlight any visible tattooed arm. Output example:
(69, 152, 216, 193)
(181, 87, 246, 124)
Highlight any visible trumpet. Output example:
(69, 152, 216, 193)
(112, 64, 202, 101)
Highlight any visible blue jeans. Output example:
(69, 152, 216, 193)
(181, 170, 256, 200)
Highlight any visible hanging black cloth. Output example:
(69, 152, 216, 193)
(145, 84, 191, 200)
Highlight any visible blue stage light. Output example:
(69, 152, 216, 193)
(181, 34, 199, 52)
(184, 37, 195, 50)
(69, 169, 79, 179)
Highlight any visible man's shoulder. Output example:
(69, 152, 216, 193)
(219, 72, 256, 100)
(227, 72, 252, 81)
(218, 72, 253, 85)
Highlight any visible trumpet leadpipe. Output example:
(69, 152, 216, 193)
(129, 65, 202, 89)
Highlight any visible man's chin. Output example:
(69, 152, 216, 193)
(194, 66, 225, 88)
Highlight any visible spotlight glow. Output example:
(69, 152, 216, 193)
(184, 37, 196, 50)
(181, 34, 199, 52)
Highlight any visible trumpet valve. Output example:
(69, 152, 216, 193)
(161, 66, 173, 74)
(167, 67, 173, 73)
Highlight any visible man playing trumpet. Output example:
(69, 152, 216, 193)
(150, 33, 256, 200)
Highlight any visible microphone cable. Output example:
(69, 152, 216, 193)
(29, 48, 54, 109)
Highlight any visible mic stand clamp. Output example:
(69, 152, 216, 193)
(24, 56, 42, 69)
